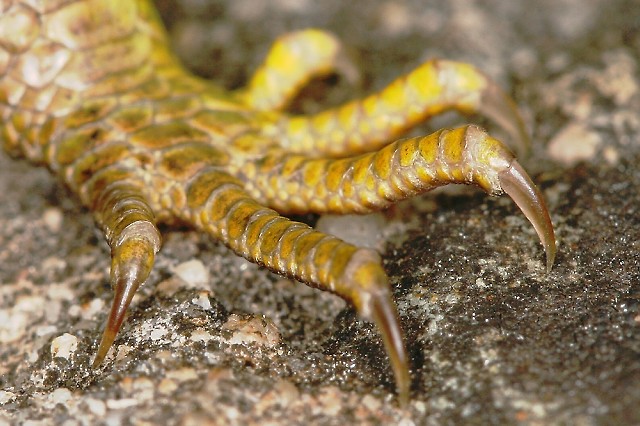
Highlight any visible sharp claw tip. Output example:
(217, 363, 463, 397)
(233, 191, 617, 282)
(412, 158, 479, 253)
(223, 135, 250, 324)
(91, 356, 103, 369)
(498, 161, 556, 274)
(545, 242, 556, 273)
(368, 290, 411, 406)
(91, 328, 116, 368)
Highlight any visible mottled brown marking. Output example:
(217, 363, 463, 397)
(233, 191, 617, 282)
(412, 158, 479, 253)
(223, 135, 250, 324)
(159, 142, 229, 180)
(131, 121, 209, 149)
(186, 169, 240, 209)
(70, 142, 131, 186)
(54, 127, 109, 166)
(191, 110, 252, 138)
(155, 96, 201, 121)
(108, 104, 153, 132)
(64, 98, 118, 129)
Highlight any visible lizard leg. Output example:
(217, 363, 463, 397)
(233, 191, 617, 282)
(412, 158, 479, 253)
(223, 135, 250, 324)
(182, 171, 410, 405)
(243, 125, 555, 270)
(87, 174, 161, 367)
(237, 29, 357, 111)
(265, 59, 530, 157)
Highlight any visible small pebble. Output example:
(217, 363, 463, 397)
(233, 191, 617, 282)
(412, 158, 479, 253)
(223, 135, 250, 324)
(548, 123, 601, 165)
(158, 378, 178, 395)
(190, 329, 214, 343)
(46, 283, 75, 301)
(131, 377, 155, 402)
(167, 368, 198, 382)
(191, 291, 213, 310)
(223, 314, 280, 348)
(603, 146, 619, 164)
(49, 388, 72, 405)
(0, 310, 28, 343)
(85, 398, 107, 417)
(79, 298, 105, 320)
(361, 394, 381, 411)
(149, 326, 168, 341)
(42, 208, 63, 233)
(115, 345, 133, 362)
(171, 259, 210, 289)
(50, 333, 78, 359)
(315, 386, 342, 416)
(42, 256, 66, 274)
(0, 391, 15, 404)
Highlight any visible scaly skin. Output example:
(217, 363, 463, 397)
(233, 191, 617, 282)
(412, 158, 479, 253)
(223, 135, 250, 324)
(0, 0, 556, 405)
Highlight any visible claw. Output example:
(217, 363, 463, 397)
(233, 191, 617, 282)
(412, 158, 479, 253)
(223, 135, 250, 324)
(343, 249, 410, 406)
(499, 160, 556, 271)
(92, 272, 138, 367)
(481, 80, 531, 157)
(93, 226, 159, 367)
(370, 290, 410, 407)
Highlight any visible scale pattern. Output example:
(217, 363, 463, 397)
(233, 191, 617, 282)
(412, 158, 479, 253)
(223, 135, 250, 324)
(0, 0, 556, 404)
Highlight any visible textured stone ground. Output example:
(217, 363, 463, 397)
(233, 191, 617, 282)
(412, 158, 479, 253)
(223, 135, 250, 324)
(1, 0, 639, 424)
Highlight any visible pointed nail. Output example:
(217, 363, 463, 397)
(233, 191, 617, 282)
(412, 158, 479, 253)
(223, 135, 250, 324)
(92, 237, 156, 367)
(499, 160, 556, 271)
(370, 290, 411, 407)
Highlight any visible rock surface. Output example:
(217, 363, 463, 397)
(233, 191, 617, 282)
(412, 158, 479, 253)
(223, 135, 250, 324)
(1, 0, 639, 424)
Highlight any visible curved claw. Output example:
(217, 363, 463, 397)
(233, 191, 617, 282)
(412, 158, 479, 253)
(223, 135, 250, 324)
(499, 160, 556, 272)
(369, 290, 411, 407)
(92, 272, 139, 367)
(93, 226, 159, 367)
(480, 80, 531, 157)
